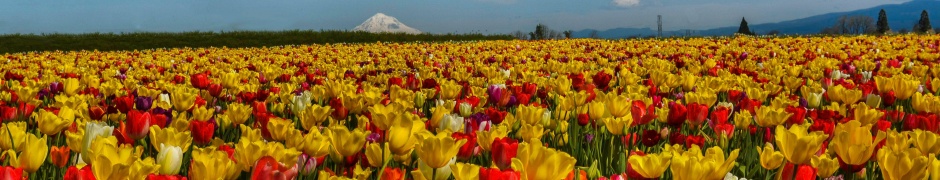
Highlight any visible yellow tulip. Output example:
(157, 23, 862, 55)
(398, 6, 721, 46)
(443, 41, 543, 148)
(828, 85, 862, 105)
(866, 94, 882, 108)
(300, 104, 333, 131)
(224, 103, 252, 126)
(267, 117, 296, 141)
(627, 152, 672, 179)
(511, 140, 577, 180)
(553, 76, 572, 95)
(415, 132, 467, 169)
(517, 123, 545, 142)
(88, 136, 142, 180)
(450, 163, 480, 180)
(811, 154, 840, 178)
(221, 72, 241, 89)
(668, 145, 740, 180)
(260, 142, 302, 168)
(477, 124, 509, 151)
(299, 127, 332, 158)
(149, 126, 193, 152)
(63, 78, 81, 96)
(66, 121, 85, 153)
(369, 103, 403, 131)
(439, 80, 462, 100)
(82, 122, 115, 163)
(516, 104, 546, 126)
(775, 124, 827, 165)
(913, 92, 939, 113)
(602, 116, 633, 135)
(365, 143, 391, 167)
(15, 134, 48, 173)
(587, 101, 606, 120)
(912, 129, 940, 156)
(685, 91, 717, 106)
(387, 116, 424, 155)
(234, 139, 265, 172)
(756, 142, 784, 170)
(805, 91, 823, 109)
(327, 125, 369, 157)
(190, 147, 240, 180)
(853, 103, 884, 126)
(755, 107, 790, 127)
(192, 106, 215, 121)
(428, 105, 452, 130)
(170, 86, 197, 112)
(830, 120, 885, 165)
(600, 94, 626, 118)
(878, 147, 932, 180)
(733, 111, 753, 129)
(0, 122, 27, 151)
(129, 157, 160, 180)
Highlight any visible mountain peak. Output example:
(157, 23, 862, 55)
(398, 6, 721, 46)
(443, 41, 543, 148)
(353, 13, 422, 34)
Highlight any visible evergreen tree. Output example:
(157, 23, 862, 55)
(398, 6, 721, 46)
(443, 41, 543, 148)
(737, 18, 753, 35)
(914, 10, 933, 33)
(877, 9, 890, 34)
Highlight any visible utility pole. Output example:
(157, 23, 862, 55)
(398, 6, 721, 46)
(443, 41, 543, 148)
(657, 15, 663, 37)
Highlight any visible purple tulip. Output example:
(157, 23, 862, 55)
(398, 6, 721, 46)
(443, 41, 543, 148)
(135, 96, 153, 110)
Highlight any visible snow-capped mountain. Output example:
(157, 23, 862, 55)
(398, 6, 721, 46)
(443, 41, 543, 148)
(353, 13, 422, 34)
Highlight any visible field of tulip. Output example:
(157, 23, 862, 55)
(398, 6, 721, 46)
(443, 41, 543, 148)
(1, 34, 940, 180)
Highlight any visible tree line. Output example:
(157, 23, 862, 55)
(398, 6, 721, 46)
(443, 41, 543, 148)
(739, 9, 934, 36)
(0, 30, 514, 54)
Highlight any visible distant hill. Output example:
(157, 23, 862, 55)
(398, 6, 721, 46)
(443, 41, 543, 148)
(575, 0, 940, 38)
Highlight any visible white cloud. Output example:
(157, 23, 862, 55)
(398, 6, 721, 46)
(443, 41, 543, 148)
(612, 0, 640, 7)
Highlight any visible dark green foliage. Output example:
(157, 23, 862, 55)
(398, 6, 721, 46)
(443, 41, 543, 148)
(914, 10, 933, 33)
(0, 30, 513, 53)
(877, 9, 890, 34)
(737, 18, 754, 35)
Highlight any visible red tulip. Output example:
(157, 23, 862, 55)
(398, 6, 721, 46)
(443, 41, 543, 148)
(569, 73, 585, 91)
(251, 156, 298, 180)
(0, 105, 15, 121)
(452, 132, 477, 160)
(89, 106, 106, 120)
(490, 137, 518, 170)
(685, 135, 705, 148)
(727, 90, 745, 103)
(190, 120, 216, 145)
(668, 132, 686, 145)
(381, 168, 404, 180)
(631, 100, 657, 126)
(190, 73, 211, 90)
(113, 122, 135, 145)
(577, 113, 591, 126)
(666, 102, 687, 128)
(50, 146, 71, 168)
(480, 167, 521, 180)
(685, 103, 708, 128)
(208, 84, 224, 98)
(0, 166, 22, 180)
(640, 130, 661, 147)
(592, 71, 613, 91)
(738, 98, 762, 114)
(882, 91, 897, 106)
(114, 95, 135, 113)
(388, 77, 404, 89)
(785, 106, 806, 125)
(151, 113, 168, 128)
(710, 106, 731, 125)
(15, 103, 34, 119)
(485, 108, 507, 125)
(148, 174, 188, 180)
(126, 110, 152, 140)
(714, 124, 735, 138)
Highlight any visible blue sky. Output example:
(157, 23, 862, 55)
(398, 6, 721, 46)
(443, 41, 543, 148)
(0, 0, 910, 34)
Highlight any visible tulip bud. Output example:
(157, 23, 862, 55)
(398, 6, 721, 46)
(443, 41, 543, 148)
(156, 144, 183, 175)
(458, 102, 472, 117)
